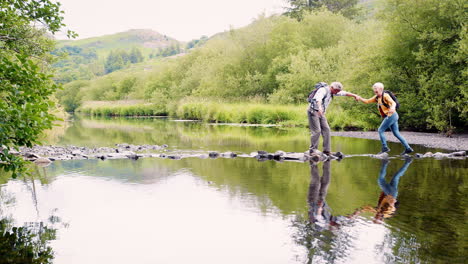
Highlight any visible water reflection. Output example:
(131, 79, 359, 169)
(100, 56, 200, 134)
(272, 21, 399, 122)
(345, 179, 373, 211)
(308, 160, 339, 231)
(1, 116, 466, 263)
(0, 174, 65, 264)
(0, 218, 58, 264)
(350, 158, 412, 224)
(296, 158, 417, 263)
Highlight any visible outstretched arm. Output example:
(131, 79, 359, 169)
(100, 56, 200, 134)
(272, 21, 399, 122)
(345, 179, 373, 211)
(336, 91, 363, 101)
(358, 95, 377, 104)
(343, 92, 362, 101)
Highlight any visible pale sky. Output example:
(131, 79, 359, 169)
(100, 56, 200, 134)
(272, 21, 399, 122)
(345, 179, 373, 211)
(55, 0, 287, 41)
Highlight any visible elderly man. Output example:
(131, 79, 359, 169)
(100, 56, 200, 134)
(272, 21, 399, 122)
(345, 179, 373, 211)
(308, 82, 359, 155)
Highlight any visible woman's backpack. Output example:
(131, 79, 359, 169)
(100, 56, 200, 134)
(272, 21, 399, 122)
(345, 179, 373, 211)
(381, 90, 400, 110)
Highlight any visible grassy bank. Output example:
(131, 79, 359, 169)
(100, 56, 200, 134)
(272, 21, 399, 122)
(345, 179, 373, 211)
(77, 100, 167, 117)
(174, 99, 377, 130)
(76, 100, 377, 130)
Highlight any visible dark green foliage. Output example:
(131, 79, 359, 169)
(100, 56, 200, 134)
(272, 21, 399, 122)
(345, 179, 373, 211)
(381, 0, 467, 132)
(129, 47, 144, 63)
(104, 50, 126, 74)
(104, 48, 145, 74)
(286, 0, 362, 19)
(0, 219, 56, 264)
(0, 0, 73, 177)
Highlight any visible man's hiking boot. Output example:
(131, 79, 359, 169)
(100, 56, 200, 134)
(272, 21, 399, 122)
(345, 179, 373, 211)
(309, 153, 321, 162)
(377, 147, 391, 155)
(400, 148, 414, 156)
(308, 149, 316, 155)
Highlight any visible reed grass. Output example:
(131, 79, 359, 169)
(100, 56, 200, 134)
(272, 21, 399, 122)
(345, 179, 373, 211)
(77, 101, 167, 117)
(77, 99, 377, 130)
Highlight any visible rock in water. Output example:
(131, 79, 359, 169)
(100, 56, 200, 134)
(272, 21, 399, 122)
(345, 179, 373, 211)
(371, 152, 389, 159)
(208, 152, 219, 158)
(332, 152, 344, 159)
(34, 157, 52, 167)
(221, 152, 237, 158)
(448, 151, 466, 157)
(23, 152, 40, 161)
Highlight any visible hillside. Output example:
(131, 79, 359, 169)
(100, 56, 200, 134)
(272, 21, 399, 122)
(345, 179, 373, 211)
(58, 29, 181, 57)
(53, 29, 192, 83)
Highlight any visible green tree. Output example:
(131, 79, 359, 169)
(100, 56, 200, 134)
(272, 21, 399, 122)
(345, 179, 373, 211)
(381, 0, 467, 132)
(0, 0, 75, 177)
(104, 50, 125, 73)
(129, 47, 144, 63)
(117, 76, 137, 99)
(56, 80, 89, 112)
(286, 0, 361, 19)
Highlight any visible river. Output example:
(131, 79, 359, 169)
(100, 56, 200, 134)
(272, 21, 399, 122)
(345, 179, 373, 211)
(0, 116, 466, 263)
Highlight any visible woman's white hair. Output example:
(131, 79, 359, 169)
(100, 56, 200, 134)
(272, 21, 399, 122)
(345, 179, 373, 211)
(330, 82, 343, 91)
(373, 82, 384, 90)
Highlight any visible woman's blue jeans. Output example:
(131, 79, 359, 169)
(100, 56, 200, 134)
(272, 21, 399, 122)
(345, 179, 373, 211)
(378, 112, 410, 150)
(378, 159, 412, 198)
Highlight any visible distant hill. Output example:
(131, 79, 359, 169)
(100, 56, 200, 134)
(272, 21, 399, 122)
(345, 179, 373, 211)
(53, 29, 189, 83)
(57, 29, 181, 57)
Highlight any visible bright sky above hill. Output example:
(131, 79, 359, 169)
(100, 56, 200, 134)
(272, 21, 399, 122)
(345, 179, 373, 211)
(55, 0, 286, 41)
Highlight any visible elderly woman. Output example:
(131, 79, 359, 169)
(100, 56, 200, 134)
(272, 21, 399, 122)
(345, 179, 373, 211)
(358, 82, 413, 155)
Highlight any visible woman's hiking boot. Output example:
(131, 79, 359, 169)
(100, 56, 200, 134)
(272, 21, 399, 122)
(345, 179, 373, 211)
(377, 147, 391, 155)
(400, 148, 414, 156)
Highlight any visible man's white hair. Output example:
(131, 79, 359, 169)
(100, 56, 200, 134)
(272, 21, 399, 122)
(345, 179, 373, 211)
(373, 82, 384, 90)
(330, 82, 343, 91)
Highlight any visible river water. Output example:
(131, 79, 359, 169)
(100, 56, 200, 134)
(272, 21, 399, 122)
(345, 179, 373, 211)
(0, 117, 466, 263)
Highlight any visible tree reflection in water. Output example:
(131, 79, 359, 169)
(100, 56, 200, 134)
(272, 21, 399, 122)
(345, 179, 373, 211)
(0, 219, 56, 264)
(0, 171, 62, 264)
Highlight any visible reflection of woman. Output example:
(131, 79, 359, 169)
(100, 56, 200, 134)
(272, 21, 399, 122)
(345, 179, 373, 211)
(308, 160, 339, 229)
(351, 158, 412, 223)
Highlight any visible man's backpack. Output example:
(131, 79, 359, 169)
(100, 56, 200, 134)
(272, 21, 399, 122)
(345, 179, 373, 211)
(307, 82, 328, 103)
(381, 90, 400, 110)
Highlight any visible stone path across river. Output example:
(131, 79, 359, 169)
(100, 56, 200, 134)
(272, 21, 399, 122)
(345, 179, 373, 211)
(8, 144, 467, 167)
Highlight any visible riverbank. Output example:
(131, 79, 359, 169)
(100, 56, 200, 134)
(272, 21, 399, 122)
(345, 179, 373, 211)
(331, 131, 468, 151)
(77, 100, 167, 116)
(76, 100, 373, 130)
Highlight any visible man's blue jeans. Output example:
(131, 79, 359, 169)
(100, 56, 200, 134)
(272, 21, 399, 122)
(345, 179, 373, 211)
(378, 112, 411, 150)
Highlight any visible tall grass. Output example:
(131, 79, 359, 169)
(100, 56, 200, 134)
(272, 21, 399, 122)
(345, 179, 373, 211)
(174, 100, 306, 125)
(77, 99, 378, 130)
(77, 101, 167, 117)
(173, 99, 377, 130)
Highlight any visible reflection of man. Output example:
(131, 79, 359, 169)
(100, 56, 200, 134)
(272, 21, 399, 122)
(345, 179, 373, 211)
(308, 160, 339, 229)
(351, 158, 413, 223)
